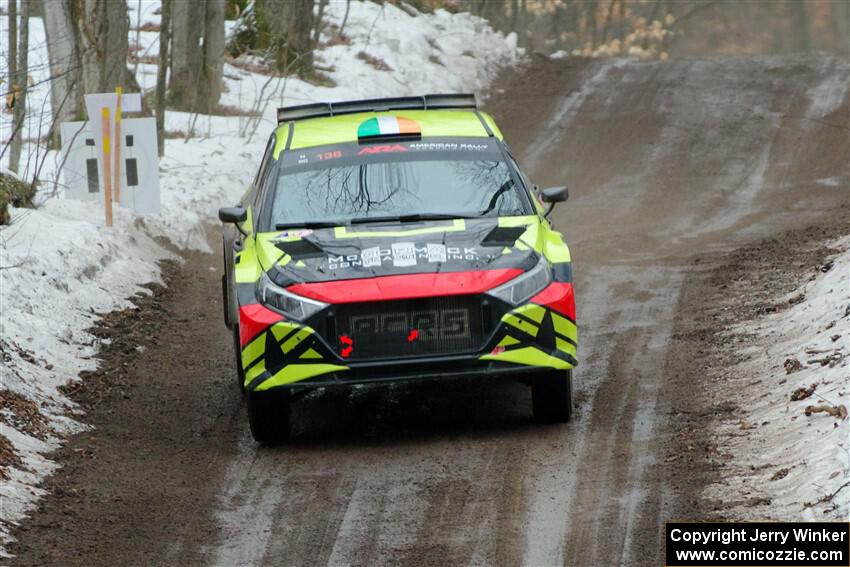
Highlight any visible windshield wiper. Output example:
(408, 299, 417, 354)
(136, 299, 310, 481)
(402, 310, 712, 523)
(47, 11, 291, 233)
(274, 220, 346, 230)
(349, 212, 479, 225)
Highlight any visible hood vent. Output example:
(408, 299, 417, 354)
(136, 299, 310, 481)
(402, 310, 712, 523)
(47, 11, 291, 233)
(274, 239, 325, 259)
(481, 226, 526, 247)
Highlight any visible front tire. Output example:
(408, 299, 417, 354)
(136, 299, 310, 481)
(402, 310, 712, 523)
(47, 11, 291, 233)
(532, 369, 572, 423)
(247, 389, 292, 443)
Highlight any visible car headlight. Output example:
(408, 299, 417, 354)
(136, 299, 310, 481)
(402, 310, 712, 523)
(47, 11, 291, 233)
(257, 273, 328, 320)
(487, 256, 551, 305)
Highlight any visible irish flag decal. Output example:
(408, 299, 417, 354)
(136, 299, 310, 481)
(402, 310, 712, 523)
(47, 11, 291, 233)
(357, 116, 421, 139)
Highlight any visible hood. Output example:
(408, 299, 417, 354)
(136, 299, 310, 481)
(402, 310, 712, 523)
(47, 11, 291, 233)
(255, 216, 544, 288)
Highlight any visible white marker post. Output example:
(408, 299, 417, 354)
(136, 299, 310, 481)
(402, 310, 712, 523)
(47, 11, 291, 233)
(101, 107, 113, 227)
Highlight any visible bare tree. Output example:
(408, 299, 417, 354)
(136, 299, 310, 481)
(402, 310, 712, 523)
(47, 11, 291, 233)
(156, 0, 173, 156)
(9, 0, 29, 174)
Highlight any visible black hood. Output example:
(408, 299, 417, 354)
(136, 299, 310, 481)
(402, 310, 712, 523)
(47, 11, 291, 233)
(263, 217, 539, 287)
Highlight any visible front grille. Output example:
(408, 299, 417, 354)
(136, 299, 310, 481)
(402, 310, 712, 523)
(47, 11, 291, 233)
(332, 295, 487, 360)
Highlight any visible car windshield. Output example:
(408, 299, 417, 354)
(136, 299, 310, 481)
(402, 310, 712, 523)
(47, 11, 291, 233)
(268, 156, 528, 228)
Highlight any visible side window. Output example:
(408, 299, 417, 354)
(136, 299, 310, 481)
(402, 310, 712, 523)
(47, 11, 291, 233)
(245, 135, 276, 207)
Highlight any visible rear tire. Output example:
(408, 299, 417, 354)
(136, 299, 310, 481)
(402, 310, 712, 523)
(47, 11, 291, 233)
(532, 369, 572, 423)
(247, 389, 292, 443)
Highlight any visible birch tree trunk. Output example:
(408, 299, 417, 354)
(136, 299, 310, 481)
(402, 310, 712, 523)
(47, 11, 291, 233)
(9, 0, 29, 174)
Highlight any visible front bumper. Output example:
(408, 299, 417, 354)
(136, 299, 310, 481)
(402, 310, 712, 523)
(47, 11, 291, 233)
(237, 282, 577, 392)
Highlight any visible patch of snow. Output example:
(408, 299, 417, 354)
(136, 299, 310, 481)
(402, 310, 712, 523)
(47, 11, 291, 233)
(0, 0, 519, 552)
(806, 58, 850, 120)
(817, 176, 843, 187)
(705, 238, 850, 520)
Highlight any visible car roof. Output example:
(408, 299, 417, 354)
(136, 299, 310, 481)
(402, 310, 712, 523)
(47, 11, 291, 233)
(272, 109, 504, 158)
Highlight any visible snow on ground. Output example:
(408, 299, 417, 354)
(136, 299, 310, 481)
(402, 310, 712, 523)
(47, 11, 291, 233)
(706, 239, 850, 520)
(0, 1, 519, 551)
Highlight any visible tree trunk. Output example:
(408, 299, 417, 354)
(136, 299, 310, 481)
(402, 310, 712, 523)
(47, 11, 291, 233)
(314, 0, 327, 44)
(288, 0, 314, 77)
(259, 0, 314, 76)
(156, 0, 173, 156)
(197, 0, 225, 113)
(74, 0, 139, 94)
(9, 0, 29, 175)
(43, 0, 84, 147)
(169, 0, 204, 110)
(8, 0, 17, 109)
(339, 0, 351, 36)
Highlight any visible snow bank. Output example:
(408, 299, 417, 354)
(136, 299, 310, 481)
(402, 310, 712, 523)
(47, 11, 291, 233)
(705, 239, 850, 520)
(0, 0, 519, 552)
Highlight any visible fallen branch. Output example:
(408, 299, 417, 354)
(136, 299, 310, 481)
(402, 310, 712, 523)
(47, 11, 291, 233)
(805, 481, 850, 508)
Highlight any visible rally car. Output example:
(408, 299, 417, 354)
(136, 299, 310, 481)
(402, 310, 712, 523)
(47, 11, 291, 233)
(219, 94, 577, 442)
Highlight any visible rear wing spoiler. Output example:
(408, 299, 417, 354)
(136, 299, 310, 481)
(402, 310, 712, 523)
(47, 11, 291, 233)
(276, 94, 477, 124)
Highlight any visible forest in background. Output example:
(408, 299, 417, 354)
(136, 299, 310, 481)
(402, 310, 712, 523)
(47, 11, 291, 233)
(433, 0, 849, 57)
(1, 0, 848, 202)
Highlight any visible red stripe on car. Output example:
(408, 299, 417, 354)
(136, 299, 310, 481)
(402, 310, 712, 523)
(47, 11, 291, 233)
(531, 282, 576, 321)
(287, 269, 524, 304)
(239, 303, 284, 347)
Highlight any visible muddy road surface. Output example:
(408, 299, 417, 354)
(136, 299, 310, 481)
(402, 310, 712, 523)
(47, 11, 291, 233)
(9, 55, 849, 566)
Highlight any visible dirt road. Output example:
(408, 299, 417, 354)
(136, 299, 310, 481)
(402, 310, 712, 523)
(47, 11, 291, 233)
(9, 55, 849, 566)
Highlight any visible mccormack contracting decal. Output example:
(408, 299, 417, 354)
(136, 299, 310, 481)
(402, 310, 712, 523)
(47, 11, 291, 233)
(328, 242, 479, 270)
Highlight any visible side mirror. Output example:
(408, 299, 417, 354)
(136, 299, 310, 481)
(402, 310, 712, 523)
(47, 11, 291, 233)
(219, 206, 248, 236)
(541, 186, 568, 203)
(540, 186, 568, 217)
(219, 206, 247, 224)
